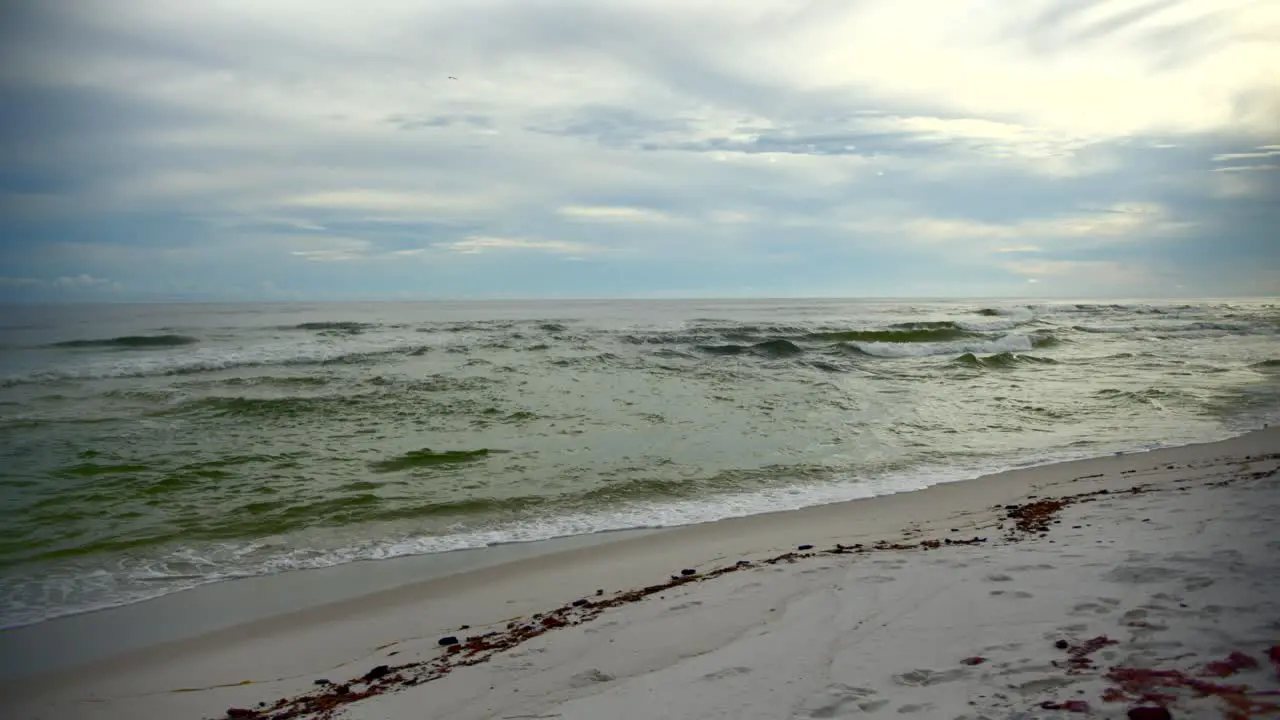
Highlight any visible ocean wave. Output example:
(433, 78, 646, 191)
(953, 352, 1057, 369)
(957, 308, 1034, 331)
(806, 327, 981, 343)
(291, 321, 375, 333)
(369, 448, 499, 473)
(50, 335, 200, 349)
(699, 339, 804, 358)
(1030, 331, 1062, 348)
(847, 334, 1034, 358)
(164, 395, 366, 419)
(2, 341, 432, 386)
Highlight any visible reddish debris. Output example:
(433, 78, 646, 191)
(1005, 499, 1069, 536)
(1104, 662, 1280, 720)
(226, 710, 260, 719)
(1203, 652, 1261, 678)
(1057, 635, 1119, 672)
(960, 656, 987, 666)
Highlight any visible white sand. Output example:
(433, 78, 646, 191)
(4, 428, 1278, 720)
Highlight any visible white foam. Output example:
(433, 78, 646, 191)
(957, 308, 1034, 332)
(4, 336, 431, 385)
(851, 334, 1033, 358)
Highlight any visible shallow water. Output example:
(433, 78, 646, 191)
(1, 298, 1276, 627)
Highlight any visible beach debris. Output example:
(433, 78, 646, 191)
(1004, 499, 1069, 537)
(798, 544, 814, 550)
(1126, 708, 1171, 720)
(1054, 635, 1118, 672)
(1099, 652, 1280, 718)
(362, 665, 392, 682)
(242, 473, 1257, 720)
(313, 679, 331, 686)
(226, 709, 260, 719)
(961, 656, 987, 666)
(1202, 651, 1260, 678)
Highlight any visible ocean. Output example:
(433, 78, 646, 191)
(1, 298, 1277, 629)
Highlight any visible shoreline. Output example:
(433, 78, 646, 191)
(3, 420, 1267, 636)
(2, 427, 1277, 719)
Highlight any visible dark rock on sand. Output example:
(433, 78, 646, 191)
(363, 665, 392, 682)
(798, 544, 814, 550)
(680, 568, 697, 576)
(314, 678, 332, 686)
(1128, 708, 1172, 720)
(438, 636, 460, 646)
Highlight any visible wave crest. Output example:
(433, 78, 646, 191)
(52, 335, 199, 349)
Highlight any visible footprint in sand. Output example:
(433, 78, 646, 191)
(1070, 602, 1113, 616)
(567, 669, 615, 688)
(699, 666, 752, 682)
(796, 684, 883, 718)
(892, 668, 969, 687)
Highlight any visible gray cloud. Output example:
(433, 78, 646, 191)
(0, 0, 1276, 300)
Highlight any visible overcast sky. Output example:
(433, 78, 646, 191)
(1, 0, 1277, 302)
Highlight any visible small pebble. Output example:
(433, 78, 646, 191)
(680, 568, 697, 576)
(798, 544, 814, 551)
(438, 636, 460, 646)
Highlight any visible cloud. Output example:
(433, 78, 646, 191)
(439, 236, 600, 255)
(556, 205, 681, 223)
(51, 274, 119, 290)
(0, 0, 1276, 300)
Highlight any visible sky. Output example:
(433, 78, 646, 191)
(0, 0, 1277, 302)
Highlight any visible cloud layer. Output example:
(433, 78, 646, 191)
(1, 0, 1277, 300)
